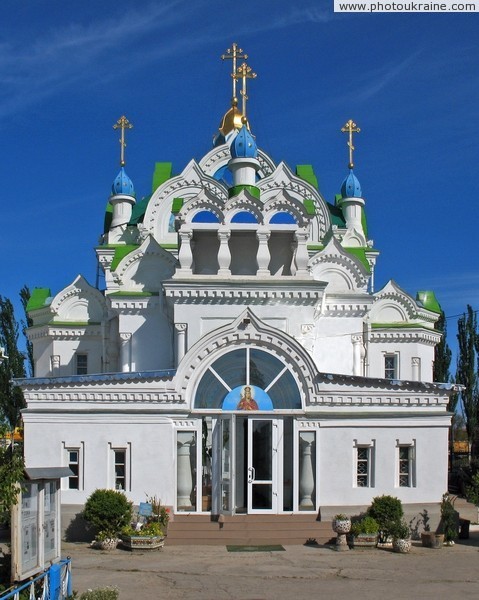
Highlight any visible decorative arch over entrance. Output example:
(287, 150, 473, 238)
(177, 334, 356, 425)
(194, 347, 302, 411)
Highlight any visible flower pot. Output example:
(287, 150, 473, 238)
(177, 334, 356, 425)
(332, 518, 351, 552)
(392, 538, 411, 553)
(97, 538, 118, 551)
(120, 534, 165, 551)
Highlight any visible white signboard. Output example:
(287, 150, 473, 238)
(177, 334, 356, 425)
(12, 480, 61, 581)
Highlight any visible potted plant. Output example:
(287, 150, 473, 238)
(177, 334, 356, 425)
(349, 515, 379, 548)
(367, 495, 404, 544)
(332, 514, 351, 551)
(83, 489, 133, 550)
(120, 496, 170, 551)
(440, 493, 458, 546)
(389, 520, 412, 553)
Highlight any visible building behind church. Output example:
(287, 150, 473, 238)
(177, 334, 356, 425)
(18, 44, 456, 542)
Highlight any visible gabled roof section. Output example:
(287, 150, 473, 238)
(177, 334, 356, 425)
(259, 162, 331, 240)
(308, 237, 369, 292)
(50, 275, 107, 324)
(371, 280, 439, 327)
(178, 188, 225, 225)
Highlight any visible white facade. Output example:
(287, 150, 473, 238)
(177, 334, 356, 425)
(19, 67, 456, 533)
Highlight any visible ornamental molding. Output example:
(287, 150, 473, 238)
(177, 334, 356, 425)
(372, 280, 424, 322)
(163, 281, 323, 305)
(50, 275, 108, 322)
(263, 189, 312, 228)
(178, 188, 225, 224)
(224, 190, 264, 224)
(143, 160, 228, 236)
(258, 162, 330, 237)
(175, 308, 319, 408)
(113, 237, 178, 283)
(109, 296, 160, 312)
(27, 325, 103, 341)
(23, 390, 184, 404)
(369, 329, 441, 345)
(307, 394, 448, 408)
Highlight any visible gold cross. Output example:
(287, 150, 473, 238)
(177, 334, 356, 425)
(221, 43, 248, 100)
(341, 119, 361, 169)
(235, 62, 257, 124)
(113, 115, 133, 166)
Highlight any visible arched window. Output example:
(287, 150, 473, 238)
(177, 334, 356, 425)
(192, 210, 220, 223)
(269, 212, 297, 224)
(194, 348, 301, 410)
(231, 211, 258, 224)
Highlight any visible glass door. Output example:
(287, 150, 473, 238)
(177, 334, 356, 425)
(215, 414, 236, 515)
(247, 419, 277, 513)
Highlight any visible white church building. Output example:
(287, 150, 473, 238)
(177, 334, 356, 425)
(19, 45, 455, 542)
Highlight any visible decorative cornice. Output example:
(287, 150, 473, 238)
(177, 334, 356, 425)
(369, 329, 441, 345)
(27, 324, 103, 341)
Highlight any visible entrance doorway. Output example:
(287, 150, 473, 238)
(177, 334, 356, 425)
(213, 416, 291, 515)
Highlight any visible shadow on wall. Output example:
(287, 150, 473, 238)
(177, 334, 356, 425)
(63, 510, 94, 543)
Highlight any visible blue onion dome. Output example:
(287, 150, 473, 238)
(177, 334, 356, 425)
(111, 166, 135, 196)
(230, 124, 257, 159)
(340, 169, 362, 198)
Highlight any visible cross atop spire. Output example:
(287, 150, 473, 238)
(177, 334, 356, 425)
(341, 119, 361, 169)
(113, 115, 133, 166)
(221, 42, 248, 101)
(235, 62, 257, 125)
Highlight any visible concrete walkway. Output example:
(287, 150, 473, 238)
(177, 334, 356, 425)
(63, 531, 479, 600)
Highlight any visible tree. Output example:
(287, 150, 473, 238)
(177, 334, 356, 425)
(0, 296, 26, 431)
(20, 285, 33, 377)
(456, 306, 479, 458)
(0, 424, 24, 518)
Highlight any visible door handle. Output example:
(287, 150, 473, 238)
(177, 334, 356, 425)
(248, 466, 255, 483)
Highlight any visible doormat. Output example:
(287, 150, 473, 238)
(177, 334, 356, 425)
(226, 545, 285, 552)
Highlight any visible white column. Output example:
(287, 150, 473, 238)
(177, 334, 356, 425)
(51, 355, 60, 376)
(177, 227, 194, 275)
(217, 228, 231, 276)
(294, 229, 310, 276)
(411, 357, 421, 381)
(177, 435, 195, 509)
(119, 333, 132, 373)
(299, 433, 315, 509)
(352, 335, 364, 376)
(175, 324, 187, 367)
(256, 226, 271, 276)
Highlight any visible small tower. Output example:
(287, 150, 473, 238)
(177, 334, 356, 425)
(109, 116, 136, 242)
(338, 119, 366, 247)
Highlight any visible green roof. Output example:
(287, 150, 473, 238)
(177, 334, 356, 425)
(371, 323, 434, 330)
(27, 288, 52, 311)
(303, 199, 316, 215)
(152, 162, 173, 193)
(296, 165, 319, 189)
(328, 201, 346, 227)
(111, 245, 140, 271)
(416, 291, 442, 314)
(344, 247, 371, 273)
(171, 198, 184, 214)
(129, 194, 151, 225)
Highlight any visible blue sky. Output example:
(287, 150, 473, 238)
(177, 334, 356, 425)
(0, 1, 477, 363)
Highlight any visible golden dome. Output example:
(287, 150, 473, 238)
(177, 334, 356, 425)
(219, 98, 244, 137)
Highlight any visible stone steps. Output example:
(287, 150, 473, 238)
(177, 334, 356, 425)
(165, 513, 335, 546)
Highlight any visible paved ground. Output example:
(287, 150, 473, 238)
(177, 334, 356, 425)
(62, 531, 479, 600)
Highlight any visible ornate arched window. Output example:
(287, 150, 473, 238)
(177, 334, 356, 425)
(194, 348, 301, 410)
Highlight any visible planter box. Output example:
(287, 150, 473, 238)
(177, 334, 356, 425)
(120, 534, 165, 551)
(350, 533, 378, 548)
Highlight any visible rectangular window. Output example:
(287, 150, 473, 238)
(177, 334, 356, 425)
(114, 449, 126, 490)
(384, 354, 397, 379)
(399, 446, 413, 487)
(356, 446, 370, 487)
(68, 450, 80, 490)
(76, 353, 88, 375)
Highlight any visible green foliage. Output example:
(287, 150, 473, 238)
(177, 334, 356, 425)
(0, 296, 26, 430)
(122, 521, 163, 537)
(19, 286, 33, 377)
(466, 472, 479, 506)
(350, 515, 379, 537)
(456, 305, 479, 457)
(388, 520, 411, 540)
(367, 495, 404, 542)
(333, 513, 348, 521)
(434, 311, 452, 385)
(146, 495, 170, 529)
(440, 493, 459, 542)
(83, 489, 132, 539)
(0, 426, 24, 518)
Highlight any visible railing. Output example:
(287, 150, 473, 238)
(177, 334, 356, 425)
(0, 558, 72, 600)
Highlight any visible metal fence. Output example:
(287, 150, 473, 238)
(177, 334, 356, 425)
(0, 558, 72, 600)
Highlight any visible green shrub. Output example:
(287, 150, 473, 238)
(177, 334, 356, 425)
(440, 493, 458, 542)
(388, 520, 410, 540)
(367, 495, 404, 542)
(83, 489, 132, 539)
(466, 472, 479, 506)
(350, 515, 379, 537)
